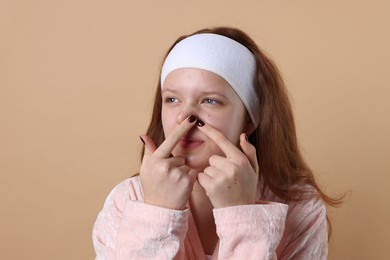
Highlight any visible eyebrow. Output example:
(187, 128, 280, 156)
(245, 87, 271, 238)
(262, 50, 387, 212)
(161, 88, 179, 94)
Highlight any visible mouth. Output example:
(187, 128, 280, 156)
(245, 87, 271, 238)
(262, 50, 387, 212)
(179, 137, 204, 149)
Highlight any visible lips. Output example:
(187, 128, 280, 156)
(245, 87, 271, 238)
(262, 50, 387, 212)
(179, 137, 204, 149)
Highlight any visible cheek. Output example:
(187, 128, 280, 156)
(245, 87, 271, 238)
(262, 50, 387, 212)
(204, 111, 246, 144)
(161, 110, 176, 137)
(204, 115, 236, 140)
(204, 116, 226, 132)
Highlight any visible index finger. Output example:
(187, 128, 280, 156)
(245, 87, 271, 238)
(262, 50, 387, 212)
(196, 122, 242, 159)
(154, 115, 197, 158)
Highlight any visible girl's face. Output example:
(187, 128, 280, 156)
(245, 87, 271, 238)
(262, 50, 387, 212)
(161, 68, 250, 171)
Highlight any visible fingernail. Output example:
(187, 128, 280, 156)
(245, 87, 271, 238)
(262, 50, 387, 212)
(196, 119, 205, 127)
(139, 136, 145, 145)
(245, 135, 249, 142)
(188, 115, 197, 123)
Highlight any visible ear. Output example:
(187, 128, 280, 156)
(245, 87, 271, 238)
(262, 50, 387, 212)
(243, 116, 256, 136)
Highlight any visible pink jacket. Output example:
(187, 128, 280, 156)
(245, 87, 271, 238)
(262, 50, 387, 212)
(93, 177, 328, 259)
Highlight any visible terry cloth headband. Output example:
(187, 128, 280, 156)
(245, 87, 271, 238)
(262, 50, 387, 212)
(160, 33, 260, 127)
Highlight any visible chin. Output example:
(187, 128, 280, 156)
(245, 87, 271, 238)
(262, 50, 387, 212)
(183, 154, 208, 172)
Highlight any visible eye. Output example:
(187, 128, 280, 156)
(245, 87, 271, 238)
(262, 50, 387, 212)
(164, 97, 180, 103)
(202, 98, 220, 105)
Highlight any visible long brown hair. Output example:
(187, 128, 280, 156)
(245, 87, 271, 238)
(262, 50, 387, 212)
(144, 26, 342, 236)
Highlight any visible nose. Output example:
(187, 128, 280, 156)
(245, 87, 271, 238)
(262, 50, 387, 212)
(176, 108, 199, 125)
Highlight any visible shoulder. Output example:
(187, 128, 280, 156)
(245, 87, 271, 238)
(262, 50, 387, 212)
(287, 185, 326, 219)
(261, 184, 327, 231)
(261, 184, 326, 214)
(286, 193, 326, 228)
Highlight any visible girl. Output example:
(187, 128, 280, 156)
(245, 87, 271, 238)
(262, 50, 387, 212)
(93, 26, 340, 259)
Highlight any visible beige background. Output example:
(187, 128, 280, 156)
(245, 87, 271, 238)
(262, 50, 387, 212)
(1, 0, 389, 259)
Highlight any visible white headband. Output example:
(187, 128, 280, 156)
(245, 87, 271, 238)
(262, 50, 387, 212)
(160, 33, 260, 127)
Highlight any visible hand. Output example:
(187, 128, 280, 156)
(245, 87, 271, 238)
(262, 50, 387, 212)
(139, 115, 198, 210)
(197, 123, 259, 208)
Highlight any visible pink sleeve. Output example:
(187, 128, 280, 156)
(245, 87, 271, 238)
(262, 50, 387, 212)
(213, 202, 288, 259)
(92, 180, 189, 260)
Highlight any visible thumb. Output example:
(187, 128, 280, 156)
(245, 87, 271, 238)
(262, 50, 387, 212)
(140, 135, 157, 160)
(239, 133, 259, 174)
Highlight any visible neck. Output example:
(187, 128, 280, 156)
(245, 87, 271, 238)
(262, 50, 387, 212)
(190, 181, 218, 255)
